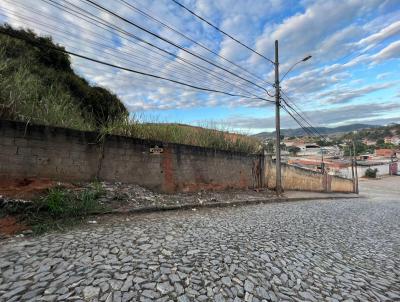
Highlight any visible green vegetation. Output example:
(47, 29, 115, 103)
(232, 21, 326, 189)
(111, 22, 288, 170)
(0, 25, 127, 129)
(343, 141, 375, 156)
(0, 183, 107, 235)
(365, 168, 378, 178)
(288, 146, 301, 156)
(342, 124, 400, 143)
(102, 118, 262, 153)
(0, 25, 262, 153)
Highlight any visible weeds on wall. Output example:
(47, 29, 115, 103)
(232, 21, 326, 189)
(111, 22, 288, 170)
(101, 117, 263, 154)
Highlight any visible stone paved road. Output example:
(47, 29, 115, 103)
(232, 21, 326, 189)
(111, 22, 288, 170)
(1, 177, 400, 302)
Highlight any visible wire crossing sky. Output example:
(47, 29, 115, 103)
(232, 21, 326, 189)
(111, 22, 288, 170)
(0, 0, 399, 133)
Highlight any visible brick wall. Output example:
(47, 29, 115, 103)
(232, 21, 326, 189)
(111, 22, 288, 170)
(0, 120, 262, 192)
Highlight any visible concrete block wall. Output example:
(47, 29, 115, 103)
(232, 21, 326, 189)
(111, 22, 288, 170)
(0, 120, 354, 193)
(264, 157, 354, 193)
(0, 120, 262, 192)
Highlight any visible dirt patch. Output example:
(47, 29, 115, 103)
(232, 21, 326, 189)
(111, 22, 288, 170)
(0, 216, 28, 237)
(0, 177, 74, 200)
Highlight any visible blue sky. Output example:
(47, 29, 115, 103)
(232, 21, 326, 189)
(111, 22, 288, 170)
(0, 0, 399, 134)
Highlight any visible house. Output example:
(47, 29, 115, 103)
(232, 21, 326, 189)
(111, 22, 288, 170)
(384, 137, 392, 144)
(375, 149, 396, 158)
(297, 143, 321, 156)
(362, 138, 376, 146)
(391, 136, 400, 145)
(358, 154, 373, 160)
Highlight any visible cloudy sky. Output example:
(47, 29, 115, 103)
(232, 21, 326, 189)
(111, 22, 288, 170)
(0, 0, 399, 133)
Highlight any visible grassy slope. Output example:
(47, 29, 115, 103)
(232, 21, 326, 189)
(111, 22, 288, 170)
(0, 34, 93, 130)
(0, 25, 261, 153)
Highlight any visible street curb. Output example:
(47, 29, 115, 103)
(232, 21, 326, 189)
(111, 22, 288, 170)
(104, 194, 360, 216)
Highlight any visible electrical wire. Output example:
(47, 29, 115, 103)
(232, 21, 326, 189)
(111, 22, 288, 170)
(0, 28, 274, 103)
(0, 7, 267, 98)
(82, 0, 271, 93)
(281, 100, 329, 143)
(280, 90, 329, 142)
(117, 0, 274, 87)
(41, 0, 268, 97)
(169, 0, 275, 65)
(280, 104, 318, 138)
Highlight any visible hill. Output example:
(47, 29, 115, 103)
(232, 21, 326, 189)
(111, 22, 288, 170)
(0, 24, 127, 130)
(0, 25, 261, 153)
(253, 124, 380, 139)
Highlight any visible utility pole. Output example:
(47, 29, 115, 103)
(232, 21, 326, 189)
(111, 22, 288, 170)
(274, 40, 282, 194)
(349, 144, 355, 192)
(352, 140, 359, 194)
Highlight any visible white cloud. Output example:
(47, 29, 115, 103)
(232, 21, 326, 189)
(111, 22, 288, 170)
(371, 40, 400, 63)
(357, 20, 400, 49)
(0, 0, 399, 132)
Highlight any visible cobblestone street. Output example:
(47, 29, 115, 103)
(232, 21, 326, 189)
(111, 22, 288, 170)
(1, 177, 399, 302)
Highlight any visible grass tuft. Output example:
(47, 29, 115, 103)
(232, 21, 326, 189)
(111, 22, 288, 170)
(0, 183, 109, 235)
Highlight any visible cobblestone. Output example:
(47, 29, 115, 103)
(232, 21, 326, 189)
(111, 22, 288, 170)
(1, 179, 400, 301)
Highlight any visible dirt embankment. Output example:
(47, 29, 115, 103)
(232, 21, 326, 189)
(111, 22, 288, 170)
(0, 178, 69, 237)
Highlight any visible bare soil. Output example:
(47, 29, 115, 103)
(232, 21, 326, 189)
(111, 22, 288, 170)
(0, 177, 74, 200)
(0, 216, 28, 238)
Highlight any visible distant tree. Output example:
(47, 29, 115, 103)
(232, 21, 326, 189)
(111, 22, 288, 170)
(265, 141, 274, 153)
(365, 168, 378, 178)
(288, 146, 301, 156)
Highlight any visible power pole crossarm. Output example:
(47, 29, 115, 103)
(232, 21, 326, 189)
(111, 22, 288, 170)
(274, 40, 282, 194)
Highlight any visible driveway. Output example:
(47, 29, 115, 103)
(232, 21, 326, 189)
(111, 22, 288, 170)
(0, 177, 399, 301)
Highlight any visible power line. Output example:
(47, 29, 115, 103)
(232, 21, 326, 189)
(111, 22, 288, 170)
(0, 7, 267, 98)
(42, 0, 268, 97)
(83, 0, 271, 94)
(169, 0, 274, 65)
(117, 0, 274, 87)
(280, 90, 328, 141)
(0, 28, 274, 103)
(281, 98, 322, 137)
(281, 99, 329, 143)
(280, 104, 319, 138)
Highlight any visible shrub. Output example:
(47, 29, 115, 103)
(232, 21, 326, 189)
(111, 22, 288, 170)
(365, 168, 378, 178)
(38, 186, 106, 218)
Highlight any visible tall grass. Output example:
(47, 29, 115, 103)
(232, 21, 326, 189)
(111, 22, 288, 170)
(101, 117, 263, 153)
(0, 47, 93, 130)
(0, 32, 262, 154)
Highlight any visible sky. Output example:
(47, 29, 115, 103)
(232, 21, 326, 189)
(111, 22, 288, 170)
(0, 0, 399, 134)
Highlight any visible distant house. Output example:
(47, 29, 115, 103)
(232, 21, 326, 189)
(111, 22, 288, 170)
(391, 136, 400, 145)
(297, 143, 321, 156)
(384, 137, 392, 144)
(375, 149, 396, 158)
(358, 154, 373, 160)
(362, 138, 376, 146)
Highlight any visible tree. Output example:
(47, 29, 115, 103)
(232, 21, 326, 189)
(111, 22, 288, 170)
(365, 168, 378, 178)
(288, 146, 301, 156)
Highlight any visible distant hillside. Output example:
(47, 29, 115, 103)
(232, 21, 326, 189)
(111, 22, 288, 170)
(0, 24, 127, 130)
(253, 124, 380, 139)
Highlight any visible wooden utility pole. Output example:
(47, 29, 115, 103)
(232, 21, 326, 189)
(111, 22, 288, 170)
(274, 40, 282, 194)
